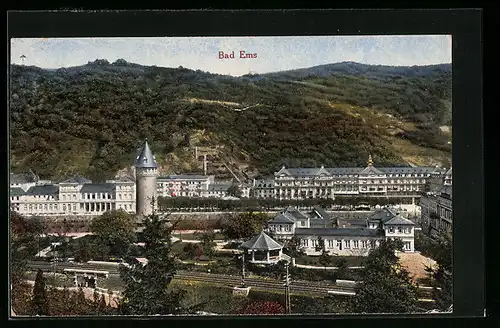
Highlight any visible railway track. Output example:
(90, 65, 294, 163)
(26, 261, 432, 299)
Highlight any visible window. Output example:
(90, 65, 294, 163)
(361, 240, 368, 248)
(353, 240, 359, 248)
(337, 240, 342, 249)
(370, 240, 376, 248)
(328, 240, 334, 248)
(398, 227, 403, 233)
(388, 227, 394, 233)
(73, 204, 76, 211)
(403, 242, 411, 251)
(344, 240, 350, 249)
(301, 239, 309, 247)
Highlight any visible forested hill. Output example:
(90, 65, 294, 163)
(10, 59, 452, 182)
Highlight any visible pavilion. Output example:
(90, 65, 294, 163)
(239, 231, 284, 264)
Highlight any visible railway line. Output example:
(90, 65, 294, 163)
(26, 261, 433, 300)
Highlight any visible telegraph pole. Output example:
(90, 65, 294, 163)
(283, 262, 292, 314)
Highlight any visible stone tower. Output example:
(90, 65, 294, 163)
(134, 140, 158, 217)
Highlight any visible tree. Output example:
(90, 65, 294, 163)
(118, 212, 187, 315)
(31, 269, 49, 315)
(90, 209, 137, 258)
(285, 235, 304, 258)
(351, 239, 419, 313)
(196, 229, 217, 260)
(315, 236, 332, 268)
(227, 184, 243, 198)
(424, 230, 452, 311)
(238, 300, 286, 315)
(221, 212, 270, 240)
(334, 258, 348, 280)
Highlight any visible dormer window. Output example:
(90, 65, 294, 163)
(142, 158, 148, 164)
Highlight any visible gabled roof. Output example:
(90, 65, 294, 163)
(268, 213, 295, 224)
(10, 187, 26, 196)
(284, 207, 309, 221)
(359, 165, 385, 176)
(240, 231, 283, 250)
(384, 216, 415, 226)
(368, 207, 399, 223)
(275, 166, 292, 176)
(316, 166, 330, 176)
(295, 227, 382, 237)
(135, 140, 158, 169)
(445, 167, 452, 175)
(26, 185, 59, 195)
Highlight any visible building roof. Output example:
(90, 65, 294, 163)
(268, 213, 295, 224)
(60, 176, 92, 184)
(445, 167, 452, 175)
(312, 206, 330, 220)
(275, 166, 447, 177)
(439, 185, 452, 199)
(159, 174, 210, 180)
(80, 183, 116, 193)
(10, 187, 26, 196)
(208, 183, 232, 191)
(134, 140, 158, 169)
(384, 216, 415, 226)
(26, 185, 59, 195)
(337, 218, 369, 227)
(240, 231, 283, 250)
(368, 207, 399, 223)
(295, 227, 382, 237)
(284, 207, 309, 221)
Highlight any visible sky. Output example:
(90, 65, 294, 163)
(10, 35, 451, 76)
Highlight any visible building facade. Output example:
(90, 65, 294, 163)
(254, 156, 448, 201)
(266, 206, 415, 256)
(420, 185, 452, 233)
(157, 175, 214, 198)
(9, 176, 136, 217)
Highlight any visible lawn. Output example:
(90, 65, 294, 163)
(294, 255, 365, 267)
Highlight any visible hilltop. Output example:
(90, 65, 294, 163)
(9, 59, 452, 182)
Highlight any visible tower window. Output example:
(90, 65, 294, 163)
(142, 158, 148, 163)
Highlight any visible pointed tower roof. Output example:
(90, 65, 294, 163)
(367, 154, 373, 166)
(134, 140, 158, 169)
(240, 231, 283, 251)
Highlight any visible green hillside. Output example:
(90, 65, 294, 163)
(9, 59, 452, 181)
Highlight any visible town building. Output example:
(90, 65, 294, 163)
(266, 206, 415, 256)
(157, 175, 214, 198)
(254, 155, 448, 201)
(9, 175, 136, 217)
(419, 184, 452, 234)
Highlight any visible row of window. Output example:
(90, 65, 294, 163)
(277, 173, 430, 178)
(300, 238, 413, 251)
(301, 238, 377, 249)
(386, 226, 412, 234)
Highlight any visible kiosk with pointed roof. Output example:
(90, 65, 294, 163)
(135, 139, 158, 217)
(240, 231, 284, 264)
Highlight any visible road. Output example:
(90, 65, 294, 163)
(26, 261, 433, 300)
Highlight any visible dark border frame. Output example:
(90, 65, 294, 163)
(6, 9, 483, 320)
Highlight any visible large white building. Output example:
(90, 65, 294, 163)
(266, 206, 416, 256)
(254, 155, 448, 200)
